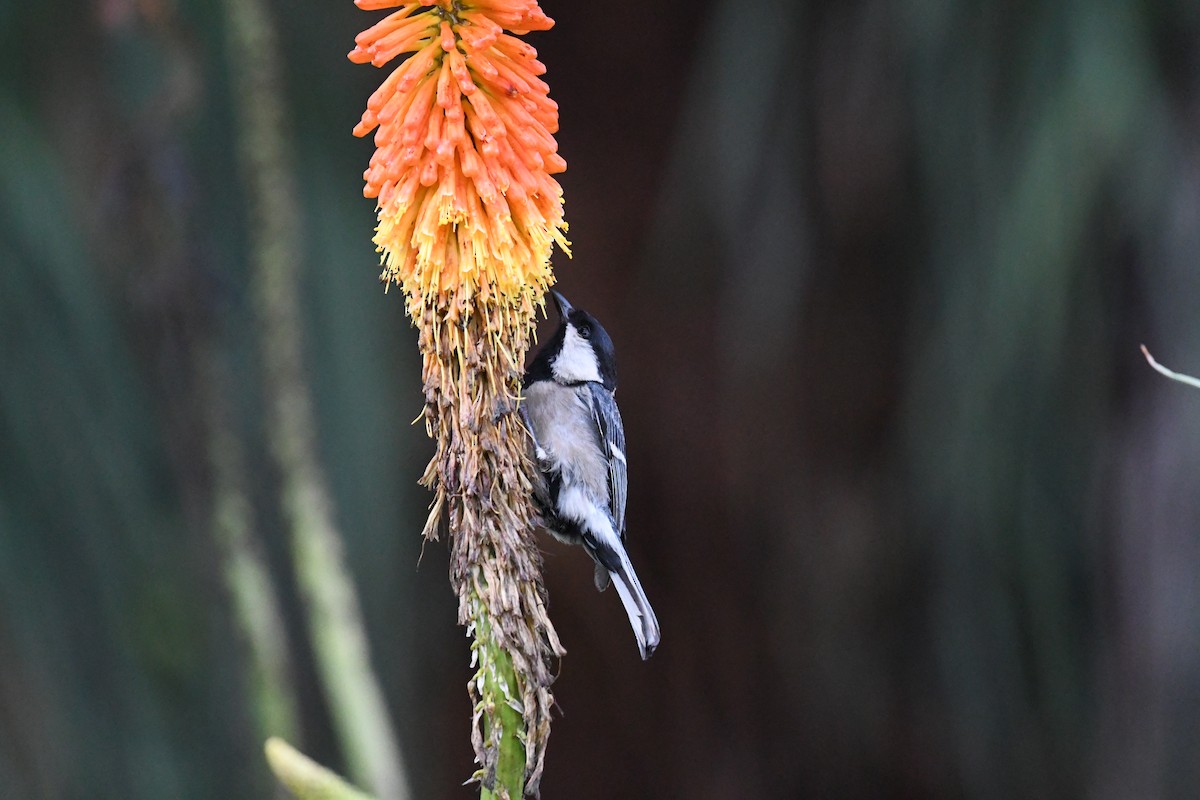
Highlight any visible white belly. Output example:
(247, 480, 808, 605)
(523, 382, 608, 501)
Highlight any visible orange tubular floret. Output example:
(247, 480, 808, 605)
(352, 7, 426, 48)
(399, 77, 438, 139)
(493, 33, 544, 69)
(457, 17, 501, 53)
(464, 50, 500, 84)
(370, 28, 436, 67)
(354, 0, 416, 10)
(446, 50, 476, 95)
(465, 91, 504, 136)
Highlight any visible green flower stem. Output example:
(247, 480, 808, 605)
(265, 738, 377, 800)
(472, 591, 527, 800)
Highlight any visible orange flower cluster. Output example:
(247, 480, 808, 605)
(350, 0, 569, 302)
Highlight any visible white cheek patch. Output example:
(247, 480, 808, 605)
(551, 325, 602, 384)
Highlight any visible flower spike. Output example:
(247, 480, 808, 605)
(350, 1, 569, 795)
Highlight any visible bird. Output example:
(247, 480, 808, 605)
(521, 289, 660, 660)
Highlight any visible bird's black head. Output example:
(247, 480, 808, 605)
(524, 290, 618, 391)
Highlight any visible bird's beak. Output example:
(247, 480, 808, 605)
(549, 289, 573, 318)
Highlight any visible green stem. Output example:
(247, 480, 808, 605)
(473, 593, 526, 800)
(201, 344, 299, 742)
(221, 0, 411, 796)
(265, 738, 378, 800)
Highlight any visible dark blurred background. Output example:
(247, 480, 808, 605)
(4, 0, 1200, 798)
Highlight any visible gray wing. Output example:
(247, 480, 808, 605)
(587, 383, 628, 536)
(519, 404, 554, 513)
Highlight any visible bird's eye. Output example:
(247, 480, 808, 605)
(577, 325, 591, 340)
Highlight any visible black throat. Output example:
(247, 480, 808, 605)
(523, 323, 566, 389)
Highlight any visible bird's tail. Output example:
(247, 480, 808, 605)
(602, 547, 660, 660)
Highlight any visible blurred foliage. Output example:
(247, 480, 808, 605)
(2, 0, 1200, 799)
